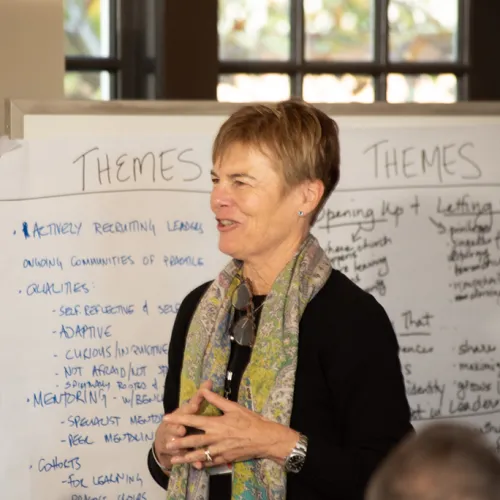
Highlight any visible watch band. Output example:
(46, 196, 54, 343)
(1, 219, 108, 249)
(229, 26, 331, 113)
(284, 433, 308, 474)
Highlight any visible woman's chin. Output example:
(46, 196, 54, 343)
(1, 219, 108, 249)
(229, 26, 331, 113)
(218, 238, 244, 259)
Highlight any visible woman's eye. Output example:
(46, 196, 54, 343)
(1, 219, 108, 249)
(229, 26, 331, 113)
(234, 180, 246, 187)
(211, 178, 219, 184)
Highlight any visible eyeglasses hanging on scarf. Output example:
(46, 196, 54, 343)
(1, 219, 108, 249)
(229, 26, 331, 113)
(230, 279, 267, 347)
(224, 278, 267, 400)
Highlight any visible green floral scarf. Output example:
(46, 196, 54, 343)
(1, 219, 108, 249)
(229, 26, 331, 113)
(166, 234, 332, 500)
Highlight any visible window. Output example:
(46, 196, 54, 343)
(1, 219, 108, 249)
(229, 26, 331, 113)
(217, 0, 468, 103)
(64, 0, 162, 99)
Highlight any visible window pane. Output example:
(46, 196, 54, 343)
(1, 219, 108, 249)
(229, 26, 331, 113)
(389, 0, 458, 62)
(305, 0, 373, 61)
(218, 74, 290, 102)
(218, 0, 290, 60)
(303, 74, 374, 102)
(64, 71, 111, 100)
(64, 0, 110, 56)
(387, 74, 457, 103)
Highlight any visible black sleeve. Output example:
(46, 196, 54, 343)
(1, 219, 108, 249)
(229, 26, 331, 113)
(147, 282, 211, 490)
(298, 295, 413, 499)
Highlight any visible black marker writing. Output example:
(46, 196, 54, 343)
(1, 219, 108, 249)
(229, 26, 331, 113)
(363, 140, 482, 182)
(73, 147, 203, 191)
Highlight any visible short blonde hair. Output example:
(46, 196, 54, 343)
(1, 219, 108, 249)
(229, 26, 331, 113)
(212, 99, 340, 222)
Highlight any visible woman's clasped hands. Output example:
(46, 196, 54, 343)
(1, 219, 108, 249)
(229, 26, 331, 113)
(153, 380, 213, 472)
(163, 385, 299, 470)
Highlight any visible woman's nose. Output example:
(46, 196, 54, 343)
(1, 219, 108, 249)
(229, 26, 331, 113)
(210, 184, 231, 210)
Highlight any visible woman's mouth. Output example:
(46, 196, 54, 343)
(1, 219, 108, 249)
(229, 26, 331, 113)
(217, 219, 238, 231)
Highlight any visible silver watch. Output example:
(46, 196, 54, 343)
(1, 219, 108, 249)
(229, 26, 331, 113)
(284, 434, 308, 474)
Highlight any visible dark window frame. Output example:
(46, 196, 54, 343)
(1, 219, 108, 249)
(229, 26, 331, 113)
(468, 0, 500, 100)
(65, 0, 162, 99)
(64, 0, 500, 101)
(218, 0, 471, 101)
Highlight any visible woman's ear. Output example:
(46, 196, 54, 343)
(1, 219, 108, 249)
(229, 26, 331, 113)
(299, 180, 324, 217)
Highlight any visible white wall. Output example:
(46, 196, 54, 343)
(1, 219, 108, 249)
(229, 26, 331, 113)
(0, 0, 64, 134)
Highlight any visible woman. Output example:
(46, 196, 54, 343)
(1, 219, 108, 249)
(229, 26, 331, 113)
(147, 99, 413, 500)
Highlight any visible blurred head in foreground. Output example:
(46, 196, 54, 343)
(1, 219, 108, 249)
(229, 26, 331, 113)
(366, 422, 500, 500)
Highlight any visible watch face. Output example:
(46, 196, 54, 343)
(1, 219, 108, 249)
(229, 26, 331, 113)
(287, 454, 305, 473)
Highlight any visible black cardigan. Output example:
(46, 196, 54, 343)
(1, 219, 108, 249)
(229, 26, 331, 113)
(148, 269, 413, 499)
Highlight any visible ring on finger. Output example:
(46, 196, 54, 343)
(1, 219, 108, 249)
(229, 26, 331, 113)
(204, 449, 213, 463)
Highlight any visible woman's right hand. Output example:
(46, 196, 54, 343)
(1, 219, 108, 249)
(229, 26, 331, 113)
(154, 380, 212, 473)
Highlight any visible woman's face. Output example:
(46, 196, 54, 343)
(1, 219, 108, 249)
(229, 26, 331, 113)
(210, 142, 307, 263)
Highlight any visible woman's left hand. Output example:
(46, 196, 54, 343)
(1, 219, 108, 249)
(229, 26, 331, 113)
(164, 388, 299, 469)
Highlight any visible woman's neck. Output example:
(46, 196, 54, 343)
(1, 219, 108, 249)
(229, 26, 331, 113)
(242, 234, 307, 295)
(243, 266, 274, 295)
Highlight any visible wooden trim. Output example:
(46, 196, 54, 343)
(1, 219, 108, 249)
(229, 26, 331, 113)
(7, 99, 500, 138)
(9, 99, 500, 116)
(7, 98, 500, 116)
(4, 99, 25, 139)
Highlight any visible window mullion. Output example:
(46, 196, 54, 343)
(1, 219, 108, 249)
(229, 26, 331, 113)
(109, 0, 119, 59)
(374, 0, 389, 101)
(290, 0, 304, 97)
(457, 0, 471, 66)
(118, 0, 148, 99)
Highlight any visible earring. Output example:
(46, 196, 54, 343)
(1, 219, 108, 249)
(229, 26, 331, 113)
(298, 210, 304, 217)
